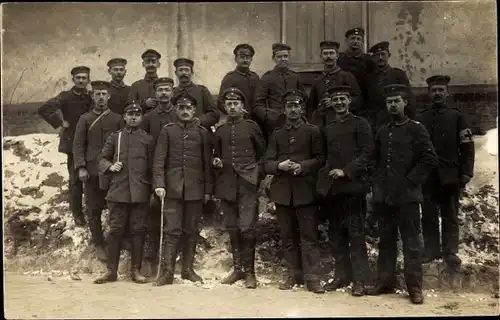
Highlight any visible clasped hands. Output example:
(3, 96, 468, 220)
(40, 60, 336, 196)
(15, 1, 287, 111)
(278, 159, 302, 175)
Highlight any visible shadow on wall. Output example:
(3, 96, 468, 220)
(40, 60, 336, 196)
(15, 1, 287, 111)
(2, 86, 498, 137)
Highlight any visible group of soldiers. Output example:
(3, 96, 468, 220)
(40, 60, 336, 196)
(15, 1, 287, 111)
(37, 27, 475, 305)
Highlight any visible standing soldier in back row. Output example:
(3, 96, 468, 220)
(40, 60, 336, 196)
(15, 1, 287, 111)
(417, 75, 475, 268)
(217, 44, 260, 121)
(253, 43, 305, 140)
(107, 58, 130, 115)
(37, 66, 93, 227)
(128, 49, 162, 113)
(73, 81, 123, 261)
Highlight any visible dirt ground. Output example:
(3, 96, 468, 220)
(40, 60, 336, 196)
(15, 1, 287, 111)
(4, 272, 499, 318)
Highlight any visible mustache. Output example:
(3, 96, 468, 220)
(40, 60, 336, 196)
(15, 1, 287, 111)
(179, 74, 189, 78)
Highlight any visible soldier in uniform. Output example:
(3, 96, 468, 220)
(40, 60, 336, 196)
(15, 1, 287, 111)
(368, 84, 438, 304)
(172, 58, 220, 130)
(338, 28, 375, 115)
(417, 75, 475, 267)
(73, 81, 123, 261)
(366, 41, 416, 130)
(37, 66, 92, 227)
(93, 102, 155, 284)
(262, 89, 325, 294)
(107, 58, 131, 115)
(128, 49, 162, 113)
(307, 41, 362, 123)
(142, 76, 177, 267)
(253, 43, 306, 139)
(316, 85, 373, 296)
(217, 44, 260, 118)
(213, 87, 266, 289)
(153, 91, 213, 286)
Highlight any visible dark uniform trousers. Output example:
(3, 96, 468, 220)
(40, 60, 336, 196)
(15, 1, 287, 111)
(66, 153, 83, 220)
(374, 202, 423, 290)
(85, 176, 107, 246)
(421, 181, 460, 257)
(221, 175, 259, 273)
(327, 194, 369, 283)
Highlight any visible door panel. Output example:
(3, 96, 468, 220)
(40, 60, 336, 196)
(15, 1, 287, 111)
(325, 1, 365, 52)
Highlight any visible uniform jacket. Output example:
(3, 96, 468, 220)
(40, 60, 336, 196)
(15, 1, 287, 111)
(108, 80, 131, 115)
(338, 51, 375, 105)
(365, 65, 416, 123)
(128, 74, 158, 112)
(153, 121, 213, 201)
(213, 117, 266, 201)
(142, 103, 177, 144)
(217, 68, 260, 114)
(72, 109, 123, 177)
(262, 121, 325, 206)
(98, 128, 155, 203)
(316, 113, 373, 196)
(173, 82, 220, 129)
(372, 118, 438, 206)
(306, 67, 363, 120)
(253, 66, 305, 130)
(37, 87, 92, 154)
(417, 103, 475, 185)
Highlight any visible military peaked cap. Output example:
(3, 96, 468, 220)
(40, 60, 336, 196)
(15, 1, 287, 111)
(172, 91, 197, 106)
(426, 75, 451, 87)
(107, 58, 128, 68)
(282, 89, 307, 103)
(90, 80, 111, 90)
(233, 44, 255, 56)
(272, 43, 292, 54)
(153, 77, 175, 90)
(345, 27, 365, 38)
(368, 41, 390, 55)
(124, 101, 143, 113)
(384, 84, 409, 97)
(71, 66, 90, 75)
(327, 85, 352, 97)
(173, 58, 194, 68)
(141, 49, 161, 60)
(320, 41, 340, 51)
(221, 87, 246, 102)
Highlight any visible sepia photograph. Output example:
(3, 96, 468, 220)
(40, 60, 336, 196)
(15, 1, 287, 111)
(1, 1, 499, 318)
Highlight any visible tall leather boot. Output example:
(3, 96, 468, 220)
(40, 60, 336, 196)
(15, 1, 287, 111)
(406, 277, 424, 304)
(154, 240, 178, 286)
(181, 235, 203, 283)
(242, 233, 257, 289)
(94, 234, 120, 284)
(221, 231, 245, 284)
(130, 234, 147, 284)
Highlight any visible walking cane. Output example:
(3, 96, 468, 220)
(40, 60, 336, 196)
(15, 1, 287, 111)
(155, 193, 165, 282)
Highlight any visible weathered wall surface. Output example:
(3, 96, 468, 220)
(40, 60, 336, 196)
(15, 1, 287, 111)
(2, 3, 280, 105)
(368, 1, 497, 86)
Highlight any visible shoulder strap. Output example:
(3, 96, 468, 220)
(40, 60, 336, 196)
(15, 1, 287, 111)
(88, 109, 111, 132)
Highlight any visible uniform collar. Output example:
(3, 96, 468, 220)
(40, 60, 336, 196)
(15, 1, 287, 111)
(71, 87, 89, 96)
(273, 65, 289, 74)
(125, 127, 140, 134)
(144, 73, 158, 81)
(345, 49, 364, 59)
(285, 118, 304, 129)
(323, 66, 341, 76)
(334, 112, 352, 123)
(110, 80, 126, 88)
(178, 81, 194, 89)
(389, 117, 409, 127)
(176, 119, 196, 128)
(432, 102, 450, 114)
(375, 64, 391, 74)
(235, 67, 251, 76)
(227, 116, 243, 124)
(156, 102, 174, 114)
(92, 107, 109, 115)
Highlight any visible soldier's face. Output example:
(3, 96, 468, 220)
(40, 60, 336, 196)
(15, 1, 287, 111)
(429, 85, 449, 104)
(321, 49, 338, 66)
(332, 94, 351, 114)
(142, 58, 160, 73)
(372, 51, 390, 68)
(108, 65, 127, 81)
(347, 35, 364, 50)
(273, 50, 290, 68)
(224, 99, 244, 117)
(92, 89, 110, 108)
(124, 111, 143, 128)
(284, 101, 303, 120)
(155, 85, 174, 102)
(175, 104, 195, 121)
(175, 66, 193, 83)
(235, 53, 253, 68)
(386, 95, 407, 116)
(72, 72, 90, 89)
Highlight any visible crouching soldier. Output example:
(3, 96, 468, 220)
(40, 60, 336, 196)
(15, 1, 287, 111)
(73, 81, 123, 261)
(367, 84, 438, 304)
(93, 102, 155, 284)
(153, 92, 213, 286)
(316, 85, 373, 296)
(213, 88, 266, 289)
(262, 89, 325, 294)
